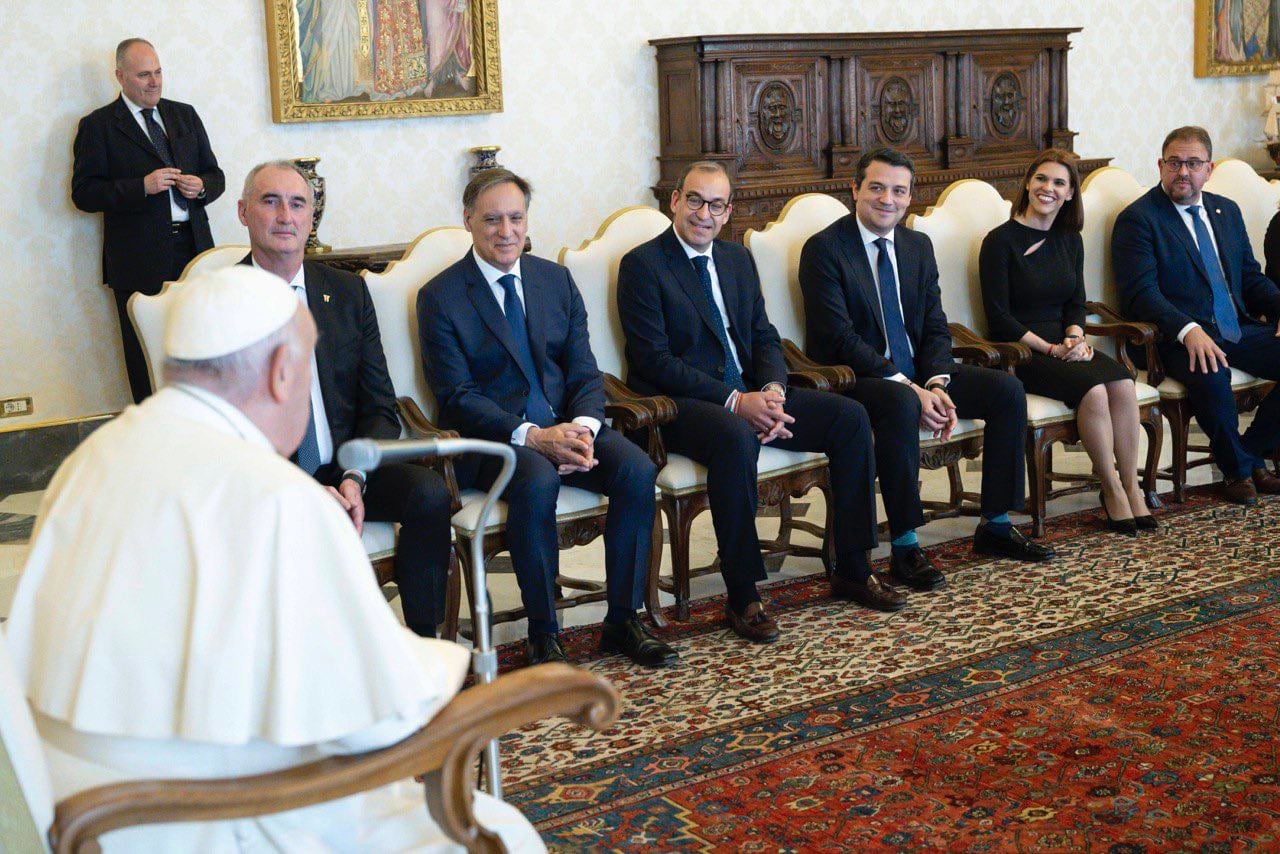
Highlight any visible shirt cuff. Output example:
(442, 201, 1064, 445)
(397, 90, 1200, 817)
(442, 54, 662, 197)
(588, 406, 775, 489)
(511, 422, 536, 446)
(924, 375, 951, 389)
(887, 372, 911, 384)
(572, 416, 601, 438)
(341, 470, 366, 494)
(725, 389, 740, 409)
(1176, 322, 1200, 344)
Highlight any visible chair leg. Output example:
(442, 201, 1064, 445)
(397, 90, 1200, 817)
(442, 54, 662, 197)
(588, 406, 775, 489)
(1025, 428, 1050, 538)
(662, 496, 695, 622)
(1168, 403, 1190, 503)
(771, 495, 794, 570)
(455, 533, 480, 641)
(644, 513, 668, 629)
(946, 460, 965, 513)
(441, 544, 461, 642)
(1140, 405, 1164, 511)
(818, 481, 835, 576)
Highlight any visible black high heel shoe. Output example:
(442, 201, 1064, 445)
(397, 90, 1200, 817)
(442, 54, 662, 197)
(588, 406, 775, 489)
(1134, 513, 1159, 531)
(1099, 490, 1138, 537)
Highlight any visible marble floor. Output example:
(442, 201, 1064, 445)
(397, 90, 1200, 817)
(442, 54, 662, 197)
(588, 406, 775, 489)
(0, 418, 1238, 646)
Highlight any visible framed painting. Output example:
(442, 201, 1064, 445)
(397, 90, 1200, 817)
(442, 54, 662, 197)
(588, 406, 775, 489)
(264, 0, 502, 122)
(1195, 0, 1280, 77)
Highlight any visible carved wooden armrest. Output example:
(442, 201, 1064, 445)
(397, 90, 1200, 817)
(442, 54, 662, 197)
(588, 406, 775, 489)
(396, 396, 463, 512)
(948, 323, 1008, 369)
(50, 664, 620, 854)
(1085, 302, 1162, 385)
(780, 340, 855, 393)
(603, 374, 675, 469)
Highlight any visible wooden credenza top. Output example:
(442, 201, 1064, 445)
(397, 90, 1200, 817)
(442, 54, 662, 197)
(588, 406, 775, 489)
(651, 28, 1108, 240)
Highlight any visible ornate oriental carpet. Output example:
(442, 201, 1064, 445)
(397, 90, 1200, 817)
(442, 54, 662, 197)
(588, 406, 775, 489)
(497, 490, 1280, 851)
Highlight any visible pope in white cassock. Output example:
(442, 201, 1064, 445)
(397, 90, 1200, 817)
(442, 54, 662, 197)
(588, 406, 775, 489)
(4, 266, 544, 851)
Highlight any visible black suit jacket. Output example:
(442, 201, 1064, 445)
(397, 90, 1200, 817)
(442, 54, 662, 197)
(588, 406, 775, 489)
(73, 96, 224, 295)
(798, 215, 954, 381)
(1113, 185, 1280, 343)
(417, 252, 606, 443)
(240, 256, 400, 485)
(617, 226, 788, 402)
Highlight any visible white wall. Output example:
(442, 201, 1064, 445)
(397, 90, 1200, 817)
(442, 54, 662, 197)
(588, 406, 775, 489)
(0, 0, 1268, 425)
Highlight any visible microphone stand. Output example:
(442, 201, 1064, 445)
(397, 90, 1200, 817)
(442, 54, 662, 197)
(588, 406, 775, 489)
(339, 436, 514, 798)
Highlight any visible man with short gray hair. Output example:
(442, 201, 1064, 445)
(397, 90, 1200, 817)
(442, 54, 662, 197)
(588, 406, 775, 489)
(72, 37, 224, 403)
(238, 160, 455, 639)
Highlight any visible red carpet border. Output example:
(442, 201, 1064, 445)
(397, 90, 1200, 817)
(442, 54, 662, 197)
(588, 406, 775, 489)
(492, 488, 1280, 850)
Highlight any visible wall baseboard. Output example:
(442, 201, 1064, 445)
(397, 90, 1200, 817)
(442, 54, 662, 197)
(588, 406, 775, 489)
(0, 414, 115, 495)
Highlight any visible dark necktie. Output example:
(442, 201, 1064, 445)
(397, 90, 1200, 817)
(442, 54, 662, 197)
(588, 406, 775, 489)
(497, 274, 556, 426)
(1185, 205, 1241, 343)
(874, 237, 915, 381)
(140, 107, 189, 211)
(691, 255, 746, 391)
(290, 285, 322, 474)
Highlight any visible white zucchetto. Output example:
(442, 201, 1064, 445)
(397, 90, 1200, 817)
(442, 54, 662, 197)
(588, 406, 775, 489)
(164, 265, 298, 360)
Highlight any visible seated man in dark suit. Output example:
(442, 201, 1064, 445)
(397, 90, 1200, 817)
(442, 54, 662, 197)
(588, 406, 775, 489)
(1113, 126, 1280, 505)
(618, 161, 892, 644)
(239, 160, 453, 638)
(417, 169, 675, 668)
(799, 148, 1053, 576)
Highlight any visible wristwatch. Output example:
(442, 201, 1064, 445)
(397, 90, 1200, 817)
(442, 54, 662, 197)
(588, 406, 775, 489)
(926, 381, 947, 393)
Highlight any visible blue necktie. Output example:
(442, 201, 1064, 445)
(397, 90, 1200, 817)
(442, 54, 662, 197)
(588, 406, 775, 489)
(295, 403, 321, 475)
(1186, 205, 1241, 344)
(691, 255, 746, 391)
(140, 108, 188, 211)
(874, 237, 915, 380)
(497, 274, 556, 426)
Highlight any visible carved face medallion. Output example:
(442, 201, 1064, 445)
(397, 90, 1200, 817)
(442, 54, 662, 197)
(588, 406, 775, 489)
(878, 78, 917, 143)
(990, 72, 1024, 136)
(757, 82, 795, 151)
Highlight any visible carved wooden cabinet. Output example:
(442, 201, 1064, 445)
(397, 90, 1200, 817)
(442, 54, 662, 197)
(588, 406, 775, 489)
(651, 29, 1110, 240)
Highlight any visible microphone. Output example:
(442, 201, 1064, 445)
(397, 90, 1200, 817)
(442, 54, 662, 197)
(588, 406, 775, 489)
(337, 437, 467, 471)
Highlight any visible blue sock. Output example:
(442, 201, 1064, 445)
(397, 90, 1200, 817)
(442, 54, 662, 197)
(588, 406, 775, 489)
(982, 512, 1012, 535)
(891, 531, 919, 554)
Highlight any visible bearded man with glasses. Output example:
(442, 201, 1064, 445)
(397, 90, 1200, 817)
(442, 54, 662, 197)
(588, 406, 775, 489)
(618, 161, 886, 644)
(1114, 125, 1280, 504)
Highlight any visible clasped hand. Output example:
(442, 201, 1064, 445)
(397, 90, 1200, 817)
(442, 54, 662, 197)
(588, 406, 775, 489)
(1050, 336, 1093, 362)
(913, 384, 958, 441)
(528, 423, 598, 474)
(736, 390, 795, 444)
(144, 167, 203, 199)
(325, 478, 365, 535)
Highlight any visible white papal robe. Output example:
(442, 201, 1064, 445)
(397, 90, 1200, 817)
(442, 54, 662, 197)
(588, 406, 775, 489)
(4, 385, 543, 852)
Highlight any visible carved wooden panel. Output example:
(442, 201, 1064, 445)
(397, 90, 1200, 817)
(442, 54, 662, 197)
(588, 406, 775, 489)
(730, 59, 826, 179)
(650, 29, 1108, 242)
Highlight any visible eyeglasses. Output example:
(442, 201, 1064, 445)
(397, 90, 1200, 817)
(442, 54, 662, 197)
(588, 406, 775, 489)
(683, 193, 730, 216)
(1161, 158, 1209, 174)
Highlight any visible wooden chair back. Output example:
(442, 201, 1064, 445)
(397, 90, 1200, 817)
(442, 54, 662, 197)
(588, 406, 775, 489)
(745, 193, 851, 348)
(557, 206, 672, 379)
(177, 244, 250, 281)
(1203, 157, 1280, 261)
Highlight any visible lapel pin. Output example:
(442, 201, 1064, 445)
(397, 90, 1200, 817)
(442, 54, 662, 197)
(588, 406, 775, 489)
(323, 294, 331, 303)
(1215, 208, 1221, 214)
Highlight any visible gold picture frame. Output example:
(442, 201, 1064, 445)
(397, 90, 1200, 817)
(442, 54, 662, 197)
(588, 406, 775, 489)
(1195, 0, 1280, 78)
(264, 0, 502, 122)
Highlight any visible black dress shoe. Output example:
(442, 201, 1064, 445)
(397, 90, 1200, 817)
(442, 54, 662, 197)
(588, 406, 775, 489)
(831, 573, 908, 612)
(600, 616, 679, 667)
(1098, 489, 1137, 536)
(973, 522, 1055, 562)
(889, 547, 946, 591)
(527, 633, 569, 666)
(1135, 514, 1159, 531)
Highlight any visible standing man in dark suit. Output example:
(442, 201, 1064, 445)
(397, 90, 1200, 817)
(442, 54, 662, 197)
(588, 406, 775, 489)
(799, 148, 1053, 576)
(238, 160, 454, 639)
(417, 169, 675, 668)
(72, 38, 224, 403)
(1113, 126, 1280, 505)
(618, 161, 891, 645)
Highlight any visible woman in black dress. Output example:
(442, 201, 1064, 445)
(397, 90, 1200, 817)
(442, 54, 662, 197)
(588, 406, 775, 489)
(980, 149, 1155, 534)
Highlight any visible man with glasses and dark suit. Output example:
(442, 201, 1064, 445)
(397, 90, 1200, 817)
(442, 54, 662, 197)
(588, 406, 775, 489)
(617, 161, 889, 645)
(1113, 126, 1280, 505)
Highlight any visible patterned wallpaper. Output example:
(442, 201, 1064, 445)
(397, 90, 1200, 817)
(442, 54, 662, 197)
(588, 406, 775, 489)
(0, 0, 1269, 424)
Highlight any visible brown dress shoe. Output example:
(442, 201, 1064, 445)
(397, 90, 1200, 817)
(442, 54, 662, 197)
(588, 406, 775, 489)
(831, 573, 908, 612)
(1222, 477, 1259, 505)
(726, 601, 779, 643)
(1253, 468, 1280, 495)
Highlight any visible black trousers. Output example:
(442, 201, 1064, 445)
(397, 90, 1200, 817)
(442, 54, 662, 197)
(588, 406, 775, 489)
(1160, 321, 1280, 479)
(362, 462, 454, 638)
(460, 426, 657, 637)
(848, 363, 1026, 538)
(662, 386, 878, 586)
(112, 224, 198, 404)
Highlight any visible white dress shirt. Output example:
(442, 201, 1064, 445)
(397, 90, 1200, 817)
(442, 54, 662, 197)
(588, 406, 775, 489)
(471, 249, 601, 445)
(1170, 193, 1228, 344)
(855, 217, 949, 388)
(120, 93, 189, 223)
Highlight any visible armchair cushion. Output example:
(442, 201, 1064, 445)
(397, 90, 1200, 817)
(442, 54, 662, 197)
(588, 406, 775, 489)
(451, 486, 613, 534)
(1140, 368, 1268, 400)
(656, 448, 826, 496)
